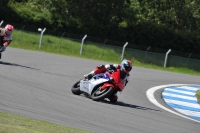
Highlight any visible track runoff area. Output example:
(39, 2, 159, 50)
(146, 84, 200, 123)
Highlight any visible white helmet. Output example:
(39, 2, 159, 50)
(4, 24, 14, 36)
(121, 59, 132, 73)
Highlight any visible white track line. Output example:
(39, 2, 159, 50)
(177, 86, 199, 91)
(164, 99, 200, 109)
(146, 84, 200, 123)
(175, 109, 200, 117)
(162, 92, 197, 100)
(165, 88, 196, 96)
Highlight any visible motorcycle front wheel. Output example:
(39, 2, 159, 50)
(71, 80, 81, 95)
(91, 86, 114, 101)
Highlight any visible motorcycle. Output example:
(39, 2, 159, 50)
(71, 69, 125, 102)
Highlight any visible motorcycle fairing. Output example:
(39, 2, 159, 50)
(80, 77, 109, 95)
(101, 83, 115, 90)
(109, 69, 125, 91)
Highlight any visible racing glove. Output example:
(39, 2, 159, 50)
(110, 64, 116, 70)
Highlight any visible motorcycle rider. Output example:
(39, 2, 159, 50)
(84, 59, 132, 102)
(0, 24, 14, 59)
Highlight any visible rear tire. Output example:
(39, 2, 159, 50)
(91, 86, 114, 101)
(71, 80, 81, 95)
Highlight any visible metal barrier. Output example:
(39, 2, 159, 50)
(11, 26, 200, 72)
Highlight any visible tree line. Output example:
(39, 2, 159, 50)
(1, 0, 200, 59)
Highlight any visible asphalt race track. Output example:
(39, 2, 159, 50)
(0, 48, 200, 133)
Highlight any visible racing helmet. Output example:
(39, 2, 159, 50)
(121, 59, 132, 73)
(4, 24, 14, 36)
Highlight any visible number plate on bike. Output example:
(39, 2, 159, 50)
(80, 80, 90, 93)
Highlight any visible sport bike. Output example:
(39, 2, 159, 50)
(71, 69, 125, 102)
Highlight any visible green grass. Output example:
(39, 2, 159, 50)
(12, 29, 200, 76)
(0, 112, 90, 133)
(196, 90, 200, 103)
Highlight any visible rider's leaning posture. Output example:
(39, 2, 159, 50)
(0, 24, 14, 59)
(84, 59, 132, 102)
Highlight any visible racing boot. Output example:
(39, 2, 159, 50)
(108, 92, 118, 103)
(84, 73, 94, 80)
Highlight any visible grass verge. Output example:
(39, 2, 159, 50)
(0, 112, 90, 133)
(196, 90, 200, 103)
(11, 29, 200, 76)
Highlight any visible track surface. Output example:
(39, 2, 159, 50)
(0, 48, 199, 133)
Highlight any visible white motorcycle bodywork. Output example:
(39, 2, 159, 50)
(80, 73, 110, 95)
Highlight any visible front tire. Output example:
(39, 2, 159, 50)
(91, 86, 114, 101)
(71, 80, 81, 95)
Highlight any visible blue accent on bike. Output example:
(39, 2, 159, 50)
(95, 73, 110, 80)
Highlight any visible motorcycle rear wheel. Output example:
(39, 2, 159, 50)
(91, 86, 114, 101)
(71, 80, 81, 95)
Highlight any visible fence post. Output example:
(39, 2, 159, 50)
(101, 39, 107, 57)
(186, 53, 192, 67)
(80, 34, 87, 55)
(121, 42, 128, 60)
(0, 20, 3, 26)
(38, 28, 46, 49)
(144, 46, 151, 63)
(59, 32, 65, 51)
(164, 49, 171, 68)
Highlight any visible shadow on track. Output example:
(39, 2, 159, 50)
(102, 100, 161, 112)
(0, 61, 40, 70)
(80, 94, 160, 112)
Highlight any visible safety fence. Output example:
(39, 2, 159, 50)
(1, 21, 200, 72)
(122, 48, 200, 71)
